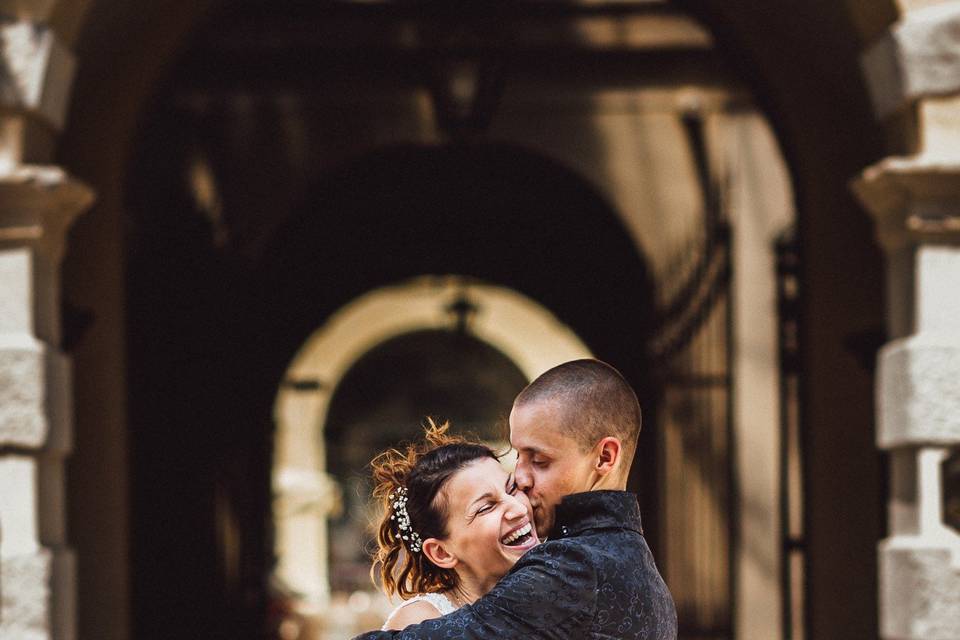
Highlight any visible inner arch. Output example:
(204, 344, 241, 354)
(271, 276, 592, 613)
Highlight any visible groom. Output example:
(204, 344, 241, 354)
(354, 359, 677, 639)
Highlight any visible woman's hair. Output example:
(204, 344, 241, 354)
(370, 418, 498, 599)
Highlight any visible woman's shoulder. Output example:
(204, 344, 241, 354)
(381, 593, 456, 630)
(383, 599, 443, 630)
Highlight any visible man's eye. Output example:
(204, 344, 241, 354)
(532, 459, 549, 468)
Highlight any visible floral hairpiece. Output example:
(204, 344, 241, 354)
(390, 486, 423, 553)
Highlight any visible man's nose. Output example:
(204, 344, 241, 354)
(514, 461, 533, 492)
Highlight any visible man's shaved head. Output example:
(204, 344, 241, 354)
(513, 359, 641, 461)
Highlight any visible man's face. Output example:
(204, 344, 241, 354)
(509, 400, 597, 538)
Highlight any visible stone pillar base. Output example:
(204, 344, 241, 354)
(880, 538, 960, 639)
(0, 549, 51, 640)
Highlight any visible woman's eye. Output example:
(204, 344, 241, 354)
(477, 504, 494, 515)
(507, 480, 519, 495)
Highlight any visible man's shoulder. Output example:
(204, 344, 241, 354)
(517, 528, 656, 582)
(474, 537, 599, 628)
(508, 535, 602, 577)
(497, 536, 599, 589)
(504, 526, 658, 588)
(521, 535, 592, 557)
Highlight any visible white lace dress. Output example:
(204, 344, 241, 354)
(381, 592, 459, 630)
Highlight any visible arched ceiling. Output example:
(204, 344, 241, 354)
(57, 0, 903, 219)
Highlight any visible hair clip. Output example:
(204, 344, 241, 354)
(390, 486, 423, 553)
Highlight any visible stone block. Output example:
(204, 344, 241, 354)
(0, 455, 73, 639)
(880, 539, 960, 639)
(878, 336, 960, 448)
(0, 337, 46, 448)
(0, 19, 75, 130)
(0, 336, 70, 452)
(863, 3, 960, 119)
(0, 548, 51, 640)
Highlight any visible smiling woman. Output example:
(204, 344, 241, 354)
(369, 421, 539, 630)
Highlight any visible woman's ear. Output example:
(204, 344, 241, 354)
(421, 538, 458, 570)
(594, 436, 622, 477)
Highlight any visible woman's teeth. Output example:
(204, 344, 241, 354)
(502, 523, 532, 546)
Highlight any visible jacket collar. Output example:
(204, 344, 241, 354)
(551, 490, 644, 539)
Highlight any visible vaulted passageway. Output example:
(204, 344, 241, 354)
(125, 128, 663, 637)
(20, 1, 931, 639)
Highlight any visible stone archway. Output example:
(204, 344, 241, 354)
(6, 1, 959, 639)
(271, 277, 591, 629)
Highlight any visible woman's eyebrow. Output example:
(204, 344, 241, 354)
(469, 491, 496, 508)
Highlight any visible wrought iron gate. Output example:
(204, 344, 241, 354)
(650, 113, 734, 640)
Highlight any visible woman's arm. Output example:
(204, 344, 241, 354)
(383, 601, 442, 630)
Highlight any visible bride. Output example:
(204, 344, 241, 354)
(369, 420, 539, 630)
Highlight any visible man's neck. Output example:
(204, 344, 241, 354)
(586, 473, 627, 493)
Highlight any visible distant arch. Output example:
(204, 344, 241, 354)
(271, 276, 591, 610)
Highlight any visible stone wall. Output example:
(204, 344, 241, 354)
(0, 3, 93, 639)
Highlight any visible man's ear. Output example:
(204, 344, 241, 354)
(594, 436, 622, 477)
(421, 538, 458, 570)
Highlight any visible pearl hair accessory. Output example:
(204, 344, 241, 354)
(390, 486, 423, 553)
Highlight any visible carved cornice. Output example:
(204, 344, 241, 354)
(852, 155, 960, 252)
(0, 165, 94, 259)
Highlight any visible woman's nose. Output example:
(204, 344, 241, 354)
(504, 493, 527, 520)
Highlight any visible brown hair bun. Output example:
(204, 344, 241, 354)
(369, 418, 497, 599)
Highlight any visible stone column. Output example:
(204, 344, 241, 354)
(854, 106, 960, 640)
(876, 245, 960, 640)
(0, 6, 93, 640)
(1, 167, 92, 640)
(857, 3, 960, 637)
(725, 111, 795, 640)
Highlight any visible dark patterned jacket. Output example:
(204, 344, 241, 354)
(354, 490, 678, 639)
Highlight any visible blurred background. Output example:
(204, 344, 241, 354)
(2, 1, 959, 640)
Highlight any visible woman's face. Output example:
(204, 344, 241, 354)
(435, 457, 539, 593)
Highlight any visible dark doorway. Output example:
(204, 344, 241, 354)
(126, 131, 658, 638)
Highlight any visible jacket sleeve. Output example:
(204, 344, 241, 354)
(352, 540, 597, 639)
